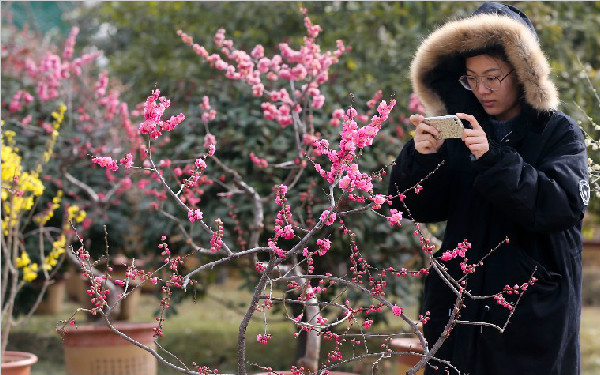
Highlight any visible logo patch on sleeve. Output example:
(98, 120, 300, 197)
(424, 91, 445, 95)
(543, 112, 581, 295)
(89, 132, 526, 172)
(579, 180, 590, 206)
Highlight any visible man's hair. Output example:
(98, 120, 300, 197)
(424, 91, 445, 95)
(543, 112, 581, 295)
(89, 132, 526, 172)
(462, 45, 509, 63)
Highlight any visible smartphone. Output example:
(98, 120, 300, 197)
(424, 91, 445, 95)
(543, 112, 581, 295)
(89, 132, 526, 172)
(423, 115, 464, 139)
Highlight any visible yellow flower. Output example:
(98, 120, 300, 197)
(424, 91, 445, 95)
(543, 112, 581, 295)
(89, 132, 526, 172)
(36, 190, 63, 225)
(67, 205, 87, 224)
(16, 251, 31, 268)
(42, 235, 66, 271)
(22, 264, 39, 282)
(2, 104, 68, 283)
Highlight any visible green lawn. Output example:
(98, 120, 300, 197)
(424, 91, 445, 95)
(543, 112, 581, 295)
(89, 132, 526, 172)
(6, 280, 600, 375)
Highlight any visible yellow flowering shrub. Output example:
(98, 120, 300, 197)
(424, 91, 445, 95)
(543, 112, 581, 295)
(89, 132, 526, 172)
(1, 104, 79, 284)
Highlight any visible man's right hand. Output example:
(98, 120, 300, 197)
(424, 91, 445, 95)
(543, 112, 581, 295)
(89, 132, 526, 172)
(410, 114, 445, 154)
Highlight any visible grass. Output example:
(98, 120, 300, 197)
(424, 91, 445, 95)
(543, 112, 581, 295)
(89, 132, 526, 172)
(6, 280, 600, 375)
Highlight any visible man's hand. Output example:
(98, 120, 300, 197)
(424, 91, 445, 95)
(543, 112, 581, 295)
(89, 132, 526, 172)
(458, 113, 489, 159)
(410, 114, 445, 154)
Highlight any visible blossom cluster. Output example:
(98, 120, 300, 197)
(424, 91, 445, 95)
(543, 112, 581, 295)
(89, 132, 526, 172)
(494, 278, 538, 311)
(5, 26, 100, 110)
(178, 10, 347, 129)
(139, 89, 186, 140)
(313, 100, 396, 194)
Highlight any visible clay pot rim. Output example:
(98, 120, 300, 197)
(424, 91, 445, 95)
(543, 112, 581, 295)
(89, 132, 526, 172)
(62, 321, 156, 334)
(1, 351, 39, 368)
(390, 337, 425, 353)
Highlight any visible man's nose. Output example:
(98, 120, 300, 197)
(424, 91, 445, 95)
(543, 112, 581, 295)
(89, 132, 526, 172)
(477, 81, 492, 94)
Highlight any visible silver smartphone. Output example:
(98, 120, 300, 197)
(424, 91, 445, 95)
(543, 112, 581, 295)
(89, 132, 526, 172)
(424, 115, 463, 139)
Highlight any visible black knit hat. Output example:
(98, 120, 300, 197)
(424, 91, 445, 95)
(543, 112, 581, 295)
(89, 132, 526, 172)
(472, 2, 539, 41)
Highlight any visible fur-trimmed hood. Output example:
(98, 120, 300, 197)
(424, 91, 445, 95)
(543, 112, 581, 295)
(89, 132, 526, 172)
(410, 2, 558, 116)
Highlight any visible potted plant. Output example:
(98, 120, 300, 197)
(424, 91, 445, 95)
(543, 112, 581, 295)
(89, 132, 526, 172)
(51, 6, 555, 375)
(1, 14, 146, 373)
(0, 103, 80, 374)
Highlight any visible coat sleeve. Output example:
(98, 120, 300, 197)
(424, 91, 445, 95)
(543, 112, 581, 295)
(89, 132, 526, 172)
(387, 139, 453, 223)
(471, 116, 588, 232)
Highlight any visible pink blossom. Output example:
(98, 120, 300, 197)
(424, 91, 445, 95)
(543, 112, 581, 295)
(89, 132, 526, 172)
(207, 144, 216, 157)
(268, 239, 286, 258)
(320, 210, 336, 226)
(177, 30, 193, 45)
(278, 69, 291, 80)
(255, 262, 267, 273)
(214, 28, 226, 47)
(276, 224, 295, 240)
(257, 333, 272, 345)
(161, 113, 185, 132)
(215, 60, 228, 71)
(316, 238, 331, 256)
(187, 209, 203, 223)
(266, 71, 278, 81)
(195, 158, 207, 170)
(204, 133, 216, 149)
(158, 159, 171, 168)
(138, 89, 184, 140)
(386, 209, 403, 227)
(274, 185, 288, 205)
(392, 305, 404, 316)
(119, 153, 134, 169)
(363, 319, 373, 329)
(210, 231, 223, 253)
(252, 83, 264, 97)
(409, 93, 425, 114)
(312, 95, 325, 109)
(92, 156, 119, 171)
(335, 39, 347, 57)
(249, 152, 268, 168)
(367, 90, 383, 109)
(304, 16, 322, 38)
(290, 64, 307, 81)
(63, 26, 79, 60)
(22, 91, 34, 103)
(371, 194, 387, 210)
(440, 241, 471, 263)
(251, 44, 264, 59)
(21, 115, 32, 126)
(9, 91, 23, 112)
(95, 71, 108, 98)
(202, 110, 216, 123)
(201, 96, 211, 111)
(192, 44, 208, 58)
(257, 58, 271, 73)
(332, 109, 344, 120)
(314, 139, 330, 156)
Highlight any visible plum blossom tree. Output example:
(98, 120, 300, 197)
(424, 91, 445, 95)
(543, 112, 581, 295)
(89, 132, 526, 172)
(60, 9, 540, 375)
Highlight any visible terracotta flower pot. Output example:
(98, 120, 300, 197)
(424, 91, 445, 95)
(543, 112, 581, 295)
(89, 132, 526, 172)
(61, 322, 157, 375)
(390, 337, 425, 374)
(254, 372, 358, 375)
(34, 279, 66, 315)
(1, 351, 38, 375)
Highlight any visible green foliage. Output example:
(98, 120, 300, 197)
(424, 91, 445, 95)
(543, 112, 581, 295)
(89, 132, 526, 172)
(65, 0, 600, 304)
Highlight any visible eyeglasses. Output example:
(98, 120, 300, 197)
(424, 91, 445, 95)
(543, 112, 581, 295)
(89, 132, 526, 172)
(459, 69, 514, 92)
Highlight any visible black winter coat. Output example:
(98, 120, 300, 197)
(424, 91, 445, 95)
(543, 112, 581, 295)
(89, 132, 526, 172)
(389, 110, 587, 375)
(388, 3, 589, 375)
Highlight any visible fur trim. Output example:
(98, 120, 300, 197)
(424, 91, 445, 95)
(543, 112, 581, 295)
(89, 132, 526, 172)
(411, 13, 558, 115)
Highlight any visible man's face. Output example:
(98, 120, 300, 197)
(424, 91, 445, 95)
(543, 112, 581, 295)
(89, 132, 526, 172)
(465, 55, 521, 121)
